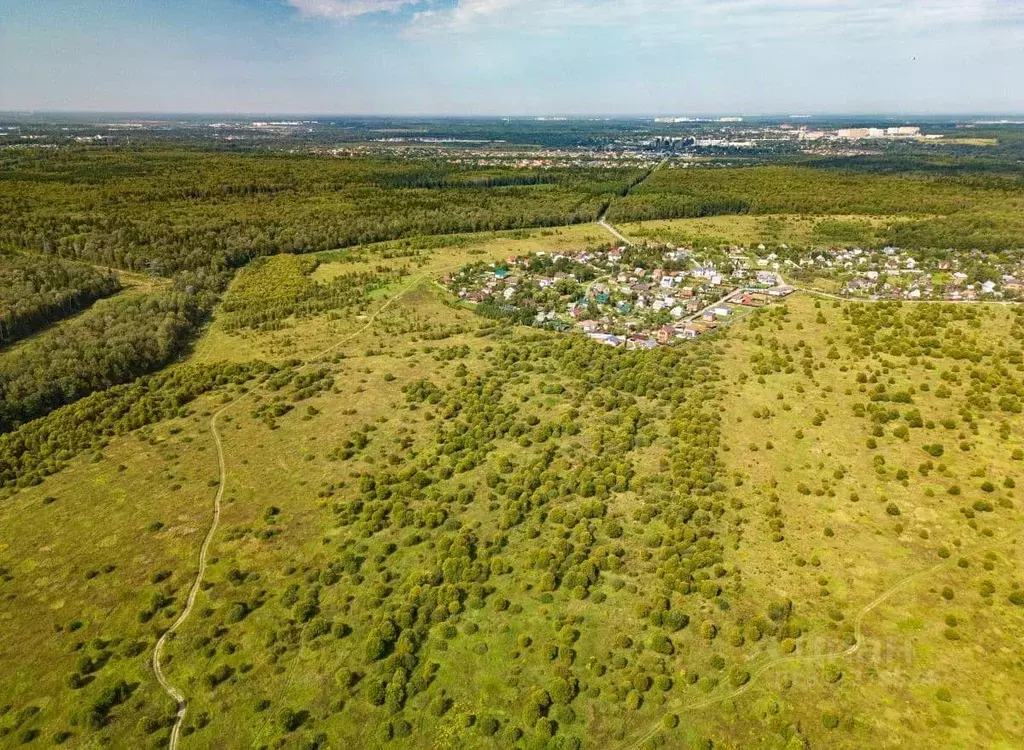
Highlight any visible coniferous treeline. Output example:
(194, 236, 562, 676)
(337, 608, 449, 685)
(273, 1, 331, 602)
(373, 171, 558, 189)
(606, 165, 1024, 251)
(0, 251, 120, 345)
(0, 271, 225, 433)
(0, 149, 640, 274)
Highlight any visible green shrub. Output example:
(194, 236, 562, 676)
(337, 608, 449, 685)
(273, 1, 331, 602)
(649, 634, 674, 655)
(277, 708, 307, 732)
(728, 668, 750, 688)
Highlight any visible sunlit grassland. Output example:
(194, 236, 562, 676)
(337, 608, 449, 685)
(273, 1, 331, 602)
(618, 214, 913, 251)
(0, 394, 231, 746)
(2, 228, 1023, 749)
(313, 223, 609, 279)
(706, 293, 1024, 747)
(191, 224, 606, 367)
(1, 286, 159, 358)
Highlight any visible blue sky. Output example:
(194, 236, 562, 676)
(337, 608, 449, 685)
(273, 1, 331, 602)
(1, 0, 1022, 114)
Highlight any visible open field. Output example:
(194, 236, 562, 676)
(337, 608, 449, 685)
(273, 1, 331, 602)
(1, 139, 1024, 749)
(940, 138, 999, 147)
(617, 214, 910, 252)
(2, 218, 1022, 748)
(190, 225, 608, 366)
(695, 294, 1024, 747)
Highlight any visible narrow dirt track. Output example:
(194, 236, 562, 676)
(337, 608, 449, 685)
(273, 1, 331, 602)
(151, 275, 424, 750)
(621, 526, 1024, 750)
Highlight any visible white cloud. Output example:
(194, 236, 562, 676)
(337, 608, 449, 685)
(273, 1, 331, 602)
(285, 0, 425, 21)
(403, 0, 1024, 40)
(284, 0, 1024, 52)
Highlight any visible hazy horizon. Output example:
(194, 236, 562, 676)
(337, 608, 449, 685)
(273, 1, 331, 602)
(4, 111, 1024, 121)
(2, 0, 1022, 115)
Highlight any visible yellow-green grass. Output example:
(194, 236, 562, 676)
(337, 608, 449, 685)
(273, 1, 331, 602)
(1, 286, 727, 748)
(939, 138, 999, 147)
(618, 214, 914, 250)
(313, 223, 611, 276)
(3, 243, 1024, 749)
(0, 396, 233, 746)
(1, 286, 161, 358)
(687, 294, 1024, 748)
(192, 224, 606, 366)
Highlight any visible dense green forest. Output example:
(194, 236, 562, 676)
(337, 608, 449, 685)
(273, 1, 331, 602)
(0, 360, 273, 488)
(0, 148, 637, 442)
(2, 148, 1023, 447)
(607, 165, 1024, 250)
(218, 255, 407, 332)
(0, 149, 638, 274)
(0, 251, 120, 346)
(0, 272, 223, 433)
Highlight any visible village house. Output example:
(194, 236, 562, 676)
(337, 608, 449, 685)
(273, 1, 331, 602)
(739, 292, 768, 306)
(627, 335, 658, 350)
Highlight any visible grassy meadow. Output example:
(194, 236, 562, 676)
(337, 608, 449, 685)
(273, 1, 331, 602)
(0, 226, 1022, 750)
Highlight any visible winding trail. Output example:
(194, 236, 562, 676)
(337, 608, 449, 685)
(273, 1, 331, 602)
(584, 213, 1024, 744)
(151, 275, 425, 750)
(621, 523, 1024, 750)
(620, 561, 943, 749)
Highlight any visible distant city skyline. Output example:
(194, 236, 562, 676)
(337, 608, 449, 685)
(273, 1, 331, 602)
(2, 0, 1022, 115)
